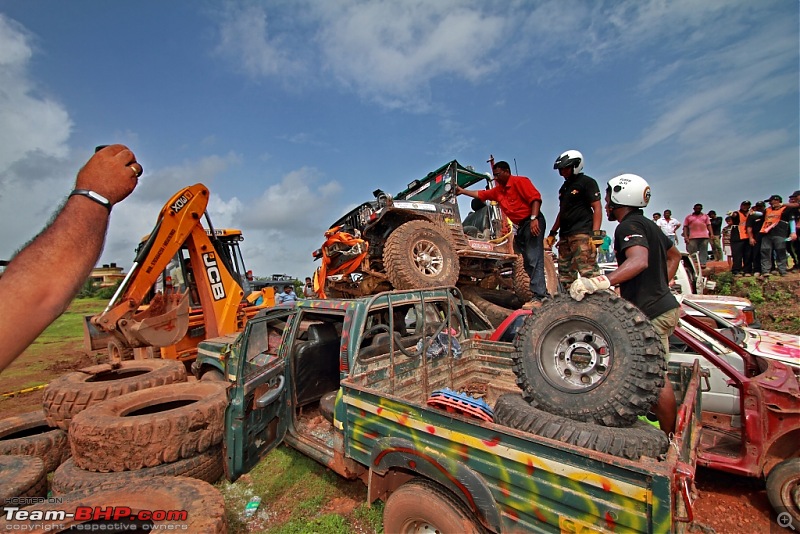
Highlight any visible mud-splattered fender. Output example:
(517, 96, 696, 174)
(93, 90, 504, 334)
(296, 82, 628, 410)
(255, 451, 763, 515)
(368, 436, 502, 532)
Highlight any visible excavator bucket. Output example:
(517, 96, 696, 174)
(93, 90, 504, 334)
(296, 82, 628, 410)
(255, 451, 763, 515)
(122, 291, 190, 348)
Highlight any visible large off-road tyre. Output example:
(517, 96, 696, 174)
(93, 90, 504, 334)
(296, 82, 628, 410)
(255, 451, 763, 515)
(543, 251, 561, 296)
(70, 382, 227, 472)
(108, 338, 134, 364)
(495, 394, 668, 460)
(512, 292, 666, 427)
(52, 446, 224, 496)
(42, 359, 187, 430)
(512, 255, 533, 301)
(0, 411, 70, 473)
(766, 458, 800, 524)
(460, 285, 514, 328)
(0, 476, 227, 533)
(383, 478, 482, 534)
(383, 220, 459, 290)
(0, 455, 47, 501)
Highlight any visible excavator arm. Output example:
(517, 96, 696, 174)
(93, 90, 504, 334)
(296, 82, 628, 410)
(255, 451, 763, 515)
(90, 184, 244, 349)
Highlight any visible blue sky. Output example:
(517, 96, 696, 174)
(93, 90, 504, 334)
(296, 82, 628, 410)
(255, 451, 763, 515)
(0, 1, 797, 280)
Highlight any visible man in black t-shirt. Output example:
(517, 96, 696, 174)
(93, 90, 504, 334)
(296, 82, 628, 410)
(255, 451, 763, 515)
(747, 201, 767, 276)
(569, 174, 680, 435)
(547, 150, 603, 287)
(708, 210, 723, 261)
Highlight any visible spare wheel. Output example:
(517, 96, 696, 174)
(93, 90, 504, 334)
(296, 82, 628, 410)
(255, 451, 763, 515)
(495, 394, 668, 460)
(383, 220, 458, 289)
(512, 292, 665, 427)
(0, 410, 70, 472)
(69, 381, 227, 472)
(42, 359, 187, 430)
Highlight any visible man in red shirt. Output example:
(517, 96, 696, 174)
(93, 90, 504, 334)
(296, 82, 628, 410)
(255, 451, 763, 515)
(682, 203, 712, 267)
(456, 161, 547, 308)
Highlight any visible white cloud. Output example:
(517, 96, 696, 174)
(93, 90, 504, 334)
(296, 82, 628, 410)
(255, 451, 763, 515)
(213, 3, 306, 79)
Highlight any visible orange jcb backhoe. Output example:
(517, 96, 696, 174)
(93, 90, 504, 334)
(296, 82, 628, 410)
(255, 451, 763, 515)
(83, 183, 274, 364)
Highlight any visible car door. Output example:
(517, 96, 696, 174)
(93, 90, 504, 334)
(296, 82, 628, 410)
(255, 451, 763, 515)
(226, 310, 294, 480)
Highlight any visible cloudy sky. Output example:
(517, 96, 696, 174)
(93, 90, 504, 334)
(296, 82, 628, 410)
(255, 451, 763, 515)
(0, 1, 797, 280)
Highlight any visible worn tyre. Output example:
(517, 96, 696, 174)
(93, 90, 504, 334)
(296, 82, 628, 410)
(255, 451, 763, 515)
(52, 446, 224, 495)
(767, 458, 800, 524)
(383, 478, 482, 534)
(461, 285, 514, 328)
(512, 292, 666, 427)
(43, 359, 187, 430)
(0, 455, 47, 501)
(70, 381, 227, 472)
(108, 338, 134, 364)
(384, 220, 458, 290)
(512, 255, 533, 301)
(543, 251, 561, 296)
(0, 476, 227, 533)
(495, 394, 668, 460)
(0, 411, 70, 472)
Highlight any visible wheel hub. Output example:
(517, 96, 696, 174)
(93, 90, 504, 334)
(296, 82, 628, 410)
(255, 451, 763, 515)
(412, 240, 443, 276)
(544, 329, 611, 391)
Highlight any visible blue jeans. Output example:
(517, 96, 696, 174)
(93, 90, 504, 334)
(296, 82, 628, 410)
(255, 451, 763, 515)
(514, 215, 547, 300)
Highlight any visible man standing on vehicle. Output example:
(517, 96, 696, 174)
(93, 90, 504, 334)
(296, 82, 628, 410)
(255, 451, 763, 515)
(456, 161, 548, 308)
(568, 174, 680, 435)
(546, 150, 603, 288)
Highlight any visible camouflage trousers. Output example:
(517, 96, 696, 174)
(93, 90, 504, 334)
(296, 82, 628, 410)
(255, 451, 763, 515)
(557, 233, 599, 286)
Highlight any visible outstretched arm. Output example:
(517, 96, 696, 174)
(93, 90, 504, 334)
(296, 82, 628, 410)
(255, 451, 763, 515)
(0, 145, 140, 372)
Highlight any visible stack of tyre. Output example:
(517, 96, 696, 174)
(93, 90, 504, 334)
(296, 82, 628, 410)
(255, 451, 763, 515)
(0, 359, 229, 531)
(495, 292, 670, 460)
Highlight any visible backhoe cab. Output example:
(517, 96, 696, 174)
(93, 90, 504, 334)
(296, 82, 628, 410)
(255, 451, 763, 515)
(84, 184, 272, 364)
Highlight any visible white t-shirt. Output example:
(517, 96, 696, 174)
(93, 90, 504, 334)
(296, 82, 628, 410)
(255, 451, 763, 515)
(658, 217, 681, 236)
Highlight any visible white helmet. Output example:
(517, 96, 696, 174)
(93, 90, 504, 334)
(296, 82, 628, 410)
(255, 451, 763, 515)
(607, 174, 651, 208)
(553, 150, 584, 174)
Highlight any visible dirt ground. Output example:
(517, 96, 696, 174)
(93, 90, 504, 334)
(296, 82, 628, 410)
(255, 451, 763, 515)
(2, 268, 798, 533)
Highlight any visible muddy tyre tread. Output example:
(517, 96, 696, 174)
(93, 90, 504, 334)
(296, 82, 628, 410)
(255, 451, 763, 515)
(0, 455, 47, 501)
(69, 382, 227, 472)
(0, 410, 70, 473)
(383, 477, 482, 533)
(512, 292, 666, 427)
(52, 446, 224, 495)
(512, 255, 533, 301)
(383, 220, 459, 290)
(766, 458, 800, 524)
(42, 360, 187, 430)
(495, 394, 668, 460)
(460, 285, 514, 328)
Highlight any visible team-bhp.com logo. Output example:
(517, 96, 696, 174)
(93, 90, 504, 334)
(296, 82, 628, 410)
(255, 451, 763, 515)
(2, 498, 190, 531)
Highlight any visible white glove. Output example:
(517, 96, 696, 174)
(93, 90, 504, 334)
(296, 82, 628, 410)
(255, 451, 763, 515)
(569, 275, 611, 301)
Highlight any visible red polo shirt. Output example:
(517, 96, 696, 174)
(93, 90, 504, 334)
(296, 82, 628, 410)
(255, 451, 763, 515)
(477, 175, 541, 225)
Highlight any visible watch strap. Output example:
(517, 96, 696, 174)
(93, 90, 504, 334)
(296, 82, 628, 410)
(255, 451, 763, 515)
(69, 189, 111, 211)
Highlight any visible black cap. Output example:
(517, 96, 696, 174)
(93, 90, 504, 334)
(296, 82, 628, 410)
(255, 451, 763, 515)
(769, 194, 782, 203)
(790, 190, 800, 198)
(740, 200, 751, 206)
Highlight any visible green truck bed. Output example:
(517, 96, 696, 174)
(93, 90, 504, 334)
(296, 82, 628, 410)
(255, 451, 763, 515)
(340, 339, 701, 533)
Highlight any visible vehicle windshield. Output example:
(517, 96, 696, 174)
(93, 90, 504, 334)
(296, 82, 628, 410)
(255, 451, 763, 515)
(680, 298, 746, 345)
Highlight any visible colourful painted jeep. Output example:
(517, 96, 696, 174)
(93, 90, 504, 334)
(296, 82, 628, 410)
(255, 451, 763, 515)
(193, 287, 702, 532)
